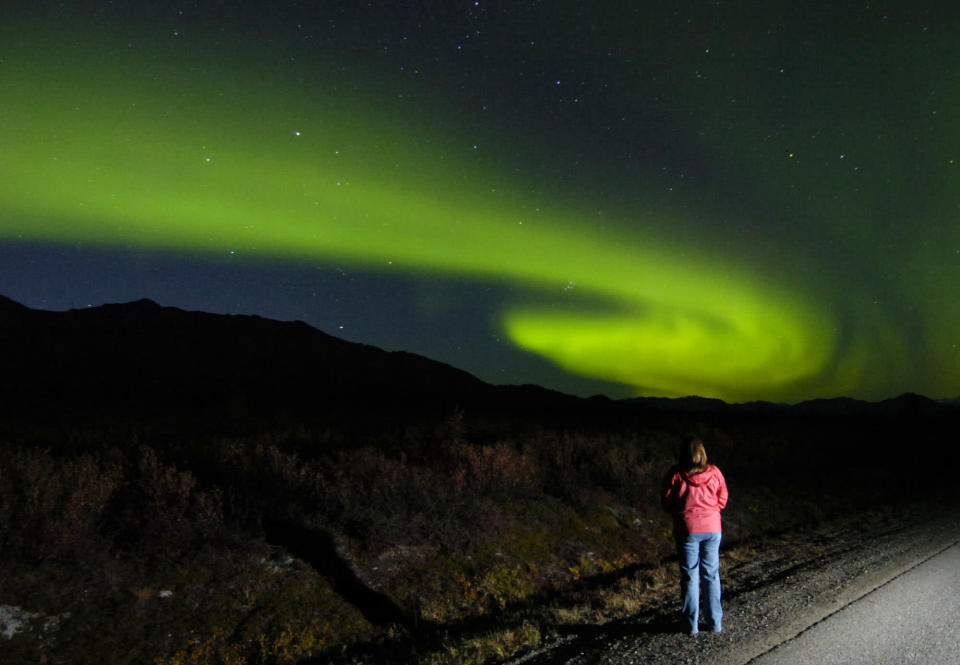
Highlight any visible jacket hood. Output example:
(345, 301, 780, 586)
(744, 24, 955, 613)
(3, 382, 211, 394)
(682, 465, 718, 487)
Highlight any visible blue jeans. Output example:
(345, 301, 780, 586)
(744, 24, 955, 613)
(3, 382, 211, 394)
(676, 531, 722, 634)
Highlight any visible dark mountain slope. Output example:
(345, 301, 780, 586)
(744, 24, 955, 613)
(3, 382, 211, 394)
(1, 295, 955, 434)
(0, 297, 503, 428)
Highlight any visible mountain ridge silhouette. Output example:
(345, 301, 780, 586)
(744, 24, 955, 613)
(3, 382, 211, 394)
(0, 295, 954, 428)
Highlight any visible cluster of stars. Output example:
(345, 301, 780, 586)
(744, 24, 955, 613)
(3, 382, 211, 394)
(1, 1, 958, 401)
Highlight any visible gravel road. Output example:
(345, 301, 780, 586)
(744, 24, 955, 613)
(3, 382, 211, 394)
(749, 542, 960, 664)
(509, 504, 960, 665)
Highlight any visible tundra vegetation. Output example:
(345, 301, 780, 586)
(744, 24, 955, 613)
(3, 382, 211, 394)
(1, 399, 953, 665)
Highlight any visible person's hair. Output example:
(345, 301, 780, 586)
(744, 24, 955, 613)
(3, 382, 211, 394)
(678, 435, 708, 474)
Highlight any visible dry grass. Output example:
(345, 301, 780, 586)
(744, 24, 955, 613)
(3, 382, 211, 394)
(1, 407, 947, 665)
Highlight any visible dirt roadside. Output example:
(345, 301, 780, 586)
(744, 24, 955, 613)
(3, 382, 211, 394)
(508, 502, 960, 665)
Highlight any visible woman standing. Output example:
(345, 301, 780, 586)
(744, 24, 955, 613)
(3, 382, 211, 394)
(662, 435, 728, 635)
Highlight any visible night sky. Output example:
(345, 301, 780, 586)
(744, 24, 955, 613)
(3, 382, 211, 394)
(2, 1, 958, 403)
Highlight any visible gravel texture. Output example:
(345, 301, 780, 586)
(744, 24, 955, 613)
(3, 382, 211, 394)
(508, 503, 960, 665)
(748, 542, 960, 665)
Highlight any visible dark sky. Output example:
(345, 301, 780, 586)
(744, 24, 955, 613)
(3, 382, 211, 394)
(2, 1, 958, 402)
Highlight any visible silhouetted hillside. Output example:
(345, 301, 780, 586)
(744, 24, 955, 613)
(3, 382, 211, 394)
(0, 296, 506, 428)
(4, 296, 956, 429)
(791, 393, 951, 417)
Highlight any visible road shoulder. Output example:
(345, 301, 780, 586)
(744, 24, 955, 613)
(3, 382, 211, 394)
(512, 502, 960, 665)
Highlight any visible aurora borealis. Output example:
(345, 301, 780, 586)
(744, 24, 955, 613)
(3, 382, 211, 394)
(2, 2, 958, 402)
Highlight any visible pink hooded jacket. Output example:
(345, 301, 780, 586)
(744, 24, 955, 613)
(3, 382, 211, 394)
(661, 464, 728, 534)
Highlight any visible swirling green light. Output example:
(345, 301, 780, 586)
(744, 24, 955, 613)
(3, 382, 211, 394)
(0, 25, 837, 401)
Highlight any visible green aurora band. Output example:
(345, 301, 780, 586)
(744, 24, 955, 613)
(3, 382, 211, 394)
(1, 16, 957, 402)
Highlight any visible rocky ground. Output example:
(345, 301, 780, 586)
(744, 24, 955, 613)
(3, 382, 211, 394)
(507, 502, 960, 665)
